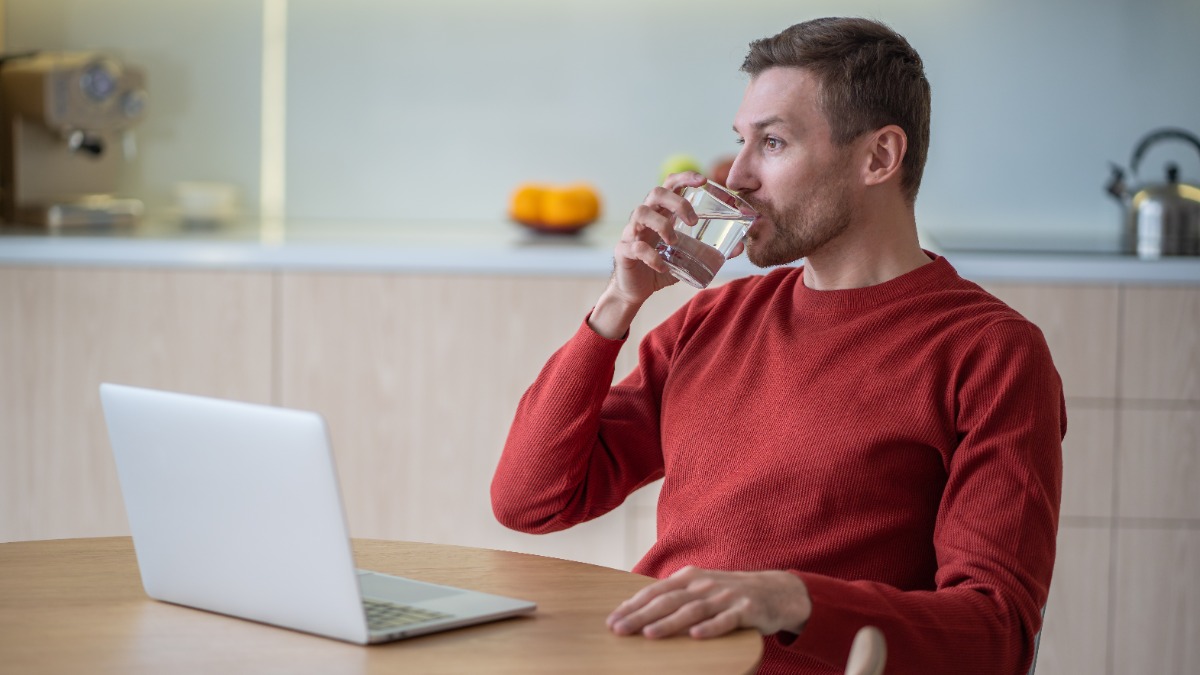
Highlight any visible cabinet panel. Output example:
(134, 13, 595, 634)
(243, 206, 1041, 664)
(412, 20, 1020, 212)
(1036, 525, 1111, 675)
(277, 272, 640, 567)
(1117, 407, 1200, 519)
(1060, 405, 1116, 518)
(980, 283, 1119, 400)
(0, 268, 55, 542)
(1113, 528, 1200, 675)
(1122, 287, 1200, 401)
(0, 267, 274, 542)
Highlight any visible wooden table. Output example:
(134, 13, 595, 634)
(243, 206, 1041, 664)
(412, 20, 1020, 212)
(0, 537, 762, 674)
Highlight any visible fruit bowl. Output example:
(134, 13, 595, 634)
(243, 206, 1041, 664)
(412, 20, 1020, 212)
(513, 218, 593, 235)
(509, 183, 601, 235)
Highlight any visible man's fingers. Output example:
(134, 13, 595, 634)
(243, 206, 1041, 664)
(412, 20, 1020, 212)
(608, 593, 681, 635)
(661, 171, 708, 192)
(624, 203, 678, 247)
(631, 240, 672, 274)
(641, 187, 698, 232)
(608, 568, 731, 637)
(607, 572, 695, 627)
(612, 239, 670, 274)
(688, 605, 744, 639)
(613, 589, 704, 637)
(624, 204, 668, 238)
(609, 568, 810, 640)
(607, 585, 664, 628)
(642, 595, 728, 639)
(620, 180, 702, 258)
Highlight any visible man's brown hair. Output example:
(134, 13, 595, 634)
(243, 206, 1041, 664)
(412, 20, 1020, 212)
(742, 17, 931, 203)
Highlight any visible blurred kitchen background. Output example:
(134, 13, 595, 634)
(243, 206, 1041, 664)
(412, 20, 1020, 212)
(4, 0, 1199, 246)
(4, 5, 1200, 674)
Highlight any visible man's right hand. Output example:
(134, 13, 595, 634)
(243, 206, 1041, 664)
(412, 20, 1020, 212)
(587, 172, 708, 340)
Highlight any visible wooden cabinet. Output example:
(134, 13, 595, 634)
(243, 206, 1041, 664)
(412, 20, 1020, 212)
(2, 264, 1198, 672)
(1109, 287, 1200, 674)
(1122, 287, 1200, 402)
(276, 272, 635, 568)
(0, 267, 273, 542)
(983, 282, 1200, 675)
(1037, 525, 1111, 675)
(1113, 528, 1200, 673)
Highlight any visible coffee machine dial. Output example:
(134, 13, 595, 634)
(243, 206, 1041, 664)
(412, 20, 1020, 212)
(79, 60, 119, 102)
(120, 89, 147, 121)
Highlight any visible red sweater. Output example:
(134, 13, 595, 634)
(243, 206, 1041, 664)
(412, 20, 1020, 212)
(491, 256, 1065, 674)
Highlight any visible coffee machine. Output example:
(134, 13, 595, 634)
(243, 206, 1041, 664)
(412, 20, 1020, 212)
(0, 52, 147, 227)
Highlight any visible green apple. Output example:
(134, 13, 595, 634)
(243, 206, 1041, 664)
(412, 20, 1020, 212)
(659, 154, 704, 184)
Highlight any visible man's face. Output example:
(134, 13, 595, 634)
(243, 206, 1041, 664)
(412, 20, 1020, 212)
(727, 67, 860, 267)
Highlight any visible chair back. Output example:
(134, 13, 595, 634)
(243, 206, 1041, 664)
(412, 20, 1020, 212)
(845, 626, 886, 675)
(1026, 604, 1046, 675)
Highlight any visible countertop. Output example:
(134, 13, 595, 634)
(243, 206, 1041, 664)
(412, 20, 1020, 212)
(2, 219, 1199, 285)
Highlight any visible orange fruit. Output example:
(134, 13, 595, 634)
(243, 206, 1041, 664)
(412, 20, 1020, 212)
(541, 184, 600, 227)
(509, 183, 601, 229)
(509, 184, 549, 225)
(568, 183, 601, 223)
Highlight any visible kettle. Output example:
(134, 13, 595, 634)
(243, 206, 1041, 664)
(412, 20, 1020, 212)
(1105, 128, 1200, 259)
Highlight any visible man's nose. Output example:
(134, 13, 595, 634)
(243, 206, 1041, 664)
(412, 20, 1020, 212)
(725, 154, 757, 194)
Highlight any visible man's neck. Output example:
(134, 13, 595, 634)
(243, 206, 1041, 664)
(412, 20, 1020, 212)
(801, 210, 931, 291)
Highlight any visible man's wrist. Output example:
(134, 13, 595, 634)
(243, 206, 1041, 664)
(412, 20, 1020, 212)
(773, 570, 812, 636)
(588, 286, 643, 340)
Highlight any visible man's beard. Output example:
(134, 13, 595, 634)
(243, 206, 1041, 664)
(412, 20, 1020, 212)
(743, 172, 855, 268)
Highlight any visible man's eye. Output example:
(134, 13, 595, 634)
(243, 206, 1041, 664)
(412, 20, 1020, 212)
(734, 137, 745, 146)
(765, 137, 783, 150)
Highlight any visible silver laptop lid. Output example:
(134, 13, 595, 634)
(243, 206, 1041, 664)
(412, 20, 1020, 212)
(100, 383, 370, 643)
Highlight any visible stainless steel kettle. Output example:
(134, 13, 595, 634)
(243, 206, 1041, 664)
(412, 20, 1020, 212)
(1105, 128, 1200, 259)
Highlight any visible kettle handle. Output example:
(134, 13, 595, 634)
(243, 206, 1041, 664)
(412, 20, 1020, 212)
(1131, 128, 1200, 178)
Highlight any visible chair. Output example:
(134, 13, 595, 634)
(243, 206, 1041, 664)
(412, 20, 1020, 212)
(844, 626, 886, 675)
(1026, 604, 1046, 675)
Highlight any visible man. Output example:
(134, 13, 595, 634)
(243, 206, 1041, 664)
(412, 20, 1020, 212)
(491, 17, 1065, 675)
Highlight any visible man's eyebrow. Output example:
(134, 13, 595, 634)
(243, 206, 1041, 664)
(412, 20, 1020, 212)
(733, 116, 786, 134)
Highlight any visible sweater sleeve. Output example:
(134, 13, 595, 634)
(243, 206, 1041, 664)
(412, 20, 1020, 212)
(780, 319, 1066, 675)
(490, 311, 679, 534)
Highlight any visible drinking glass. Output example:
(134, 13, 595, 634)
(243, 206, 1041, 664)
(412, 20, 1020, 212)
(654, 182, 757, 289)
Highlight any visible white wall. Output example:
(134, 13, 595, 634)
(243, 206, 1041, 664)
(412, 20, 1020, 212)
(7, 0, 1200, 245)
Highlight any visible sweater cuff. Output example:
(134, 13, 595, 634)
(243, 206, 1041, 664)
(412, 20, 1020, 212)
(773, 571, 860, 668)
(543, 311, 627, 386)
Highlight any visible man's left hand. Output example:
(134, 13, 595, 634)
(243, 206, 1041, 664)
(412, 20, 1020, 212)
(606, 566, 812, 639)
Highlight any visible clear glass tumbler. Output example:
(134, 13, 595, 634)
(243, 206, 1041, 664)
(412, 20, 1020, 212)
(654, 182, 757, 289)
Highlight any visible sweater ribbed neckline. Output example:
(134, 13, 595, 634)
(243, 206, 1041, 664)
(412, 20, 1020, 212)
(793, 252, 954, 315)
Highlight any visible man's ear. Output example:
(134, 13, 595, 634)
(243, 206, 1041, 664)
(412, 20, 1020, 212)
(861, 125, 907, 188)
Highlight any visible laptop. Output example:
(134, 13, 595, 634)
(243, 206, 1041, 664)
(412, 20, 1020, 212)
(99, 383, 536, 644)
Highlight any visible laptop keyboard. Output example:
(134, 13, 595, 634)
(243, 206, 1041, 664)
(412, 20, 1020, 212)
(363, 597, 454, 631)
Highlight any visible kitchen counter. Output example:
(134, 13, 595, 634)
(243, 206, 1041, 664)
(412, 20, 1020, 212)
(2, 219, 1199, 285)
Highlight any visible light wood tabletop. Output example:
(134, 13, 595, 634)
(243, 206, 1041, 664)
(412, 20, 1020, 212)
(0, 537, 763, 674)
